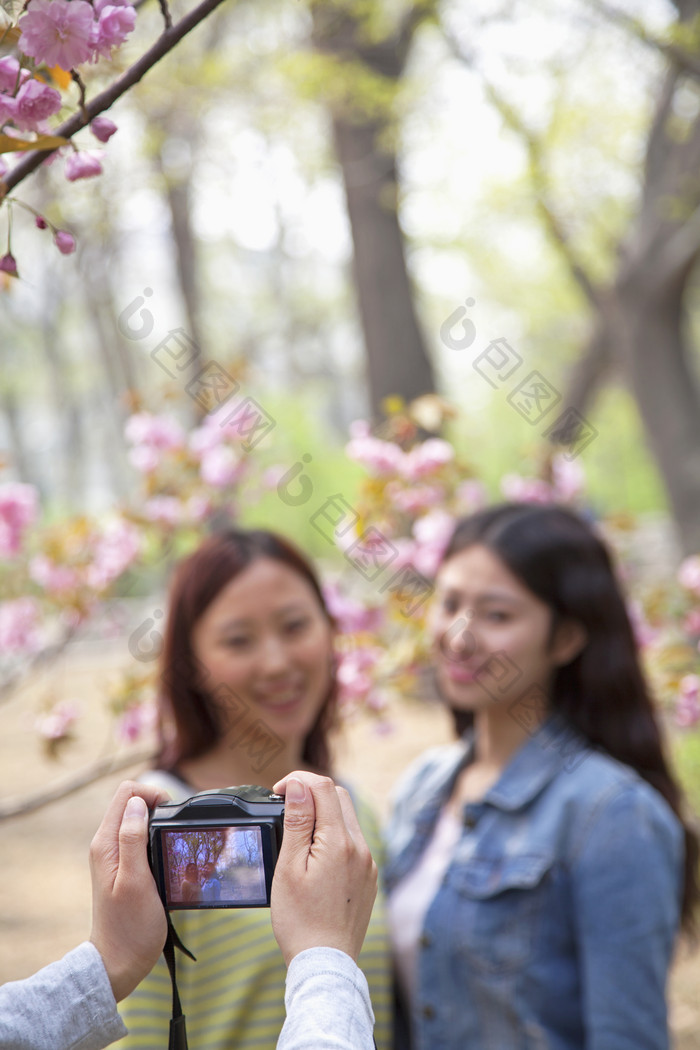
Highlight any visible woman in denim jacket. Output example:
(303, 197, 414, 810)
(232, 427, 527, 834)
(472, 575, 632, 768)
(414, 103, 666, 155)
(385, 503, 698, 1050)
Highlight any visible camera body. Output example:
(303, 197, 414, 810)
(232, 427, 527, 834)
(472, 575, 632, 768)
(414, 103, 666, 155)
(148, 785, 285, 909)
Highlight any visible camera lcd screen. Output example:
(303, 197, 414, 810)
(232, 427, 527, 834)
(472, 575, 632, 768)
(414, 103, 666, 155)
(158, 825, 268, 907)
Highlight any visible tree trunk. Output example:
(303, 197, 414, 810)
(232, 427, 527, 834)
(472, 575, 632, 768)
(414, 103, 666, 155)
(313, 3, 436, 420)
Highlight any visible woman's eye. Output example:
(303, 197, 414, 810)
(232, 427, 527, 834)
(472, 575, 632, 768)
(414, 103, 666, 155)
(486, 610, 509, 623)
(440, 597, 459, 615)
(223, 637, 250, 649)
(284, 618, 310, 635)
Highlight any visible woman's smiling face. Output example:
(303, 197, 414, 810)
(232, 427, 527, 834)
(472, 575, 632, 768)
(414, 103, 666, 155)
(430, 543, 578, 714)
(191, 557, 334, 746)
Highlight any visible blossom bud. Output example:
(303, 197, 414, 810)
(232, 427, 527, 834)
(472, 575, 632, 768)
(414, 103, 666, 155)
(35, 215, 48, 229)
(0, 253, 19, 277)
(90, 115, 118, 142)
(54, 230, 76, 254)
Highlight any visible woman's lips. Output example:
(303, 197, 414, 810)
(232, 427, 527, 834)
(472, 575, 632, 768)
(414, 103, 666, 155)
(443, 663, 479, 684)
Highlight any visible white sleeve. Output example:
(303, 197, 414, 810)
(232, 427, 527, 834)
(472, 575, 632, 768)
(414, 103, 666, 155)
(0, 942, 127, 1050)
(277, 947, 375, 1050)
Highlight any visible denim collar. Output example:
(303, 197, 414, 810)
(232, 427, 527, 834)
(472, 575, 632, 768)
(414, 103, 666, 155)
(481, 713, 587, 812)
(427, 713, 588, 816)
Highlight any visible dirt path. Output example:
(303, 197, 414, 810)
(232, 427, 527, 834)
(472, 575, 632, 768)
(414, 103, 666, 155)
(1, 641, 698, 1046)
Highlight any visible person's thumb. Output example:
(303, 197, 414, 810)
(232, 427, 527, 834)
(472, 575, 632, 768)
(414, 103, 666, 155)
(279, 777, 316, 866)
(117, 794, 150, 881)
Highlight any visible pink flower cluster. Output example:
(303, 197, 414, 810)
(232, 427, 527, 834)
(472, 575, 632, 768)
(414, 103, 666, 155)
(125, 412, 186, 474)
(0, 596, 43, 652)
(190, 411, 247, 489)
(29, 517, 141, 600)
(346, 421, 455, 482)
(322, 582, 384, 634)
(117, 701, 157, 743)
(500, 456, 585, 505)
(18, 0, 136, 71)
(35, 698, 80, 741)
(675, 674, 700, 728)
(0, 56, 60, 133)
(336, 646, 384, 709)
(0, 482, 38, 557)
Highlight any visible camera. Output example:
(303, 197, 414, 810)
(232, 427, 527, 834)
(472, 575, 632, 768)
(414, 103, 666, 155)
(148, 785, 285, 910)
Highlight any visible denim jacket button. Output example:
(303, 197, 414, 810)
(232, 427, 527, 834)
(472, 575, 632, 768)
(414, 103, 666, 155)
(422, 1004, 436, 1020)
(464, 812, 477, 828)
(419, 932, 432, 948)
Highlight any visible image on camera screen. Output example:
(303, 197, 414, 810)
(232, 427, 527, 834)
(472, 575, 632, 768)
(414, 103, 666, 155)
(160, 825, 267, 906)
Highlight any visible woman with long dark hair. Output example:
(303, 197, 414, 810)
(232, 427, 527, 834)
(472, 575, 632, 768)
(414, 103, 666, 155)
(118, 528, 391, 1050)
(385, 502, 698, 1049)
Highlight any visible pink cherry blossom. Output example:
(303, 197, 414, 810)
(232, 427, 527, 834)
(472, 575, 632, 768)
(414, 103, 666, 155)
(0, 482, 38, 557)
(408, 510, 457, 578)
(13, 79, 62, 132)
(117, 702, 157, 743)
(679, 556, 700, 596)
(19, 0, 94, 70)
(386, 482, 445, 515)
(29, 554, 81, 594)
(322, 582, 384, 634)
(500, 474, 554, 504)
(400, 439, 454, 481)
(675, 675, 700, 728)
(336, 647, 382, 704)
(0, 56, 29, 95)
(551, 455, 585, 502)
(86, 518, 141, 590)
(0, 597, 42, 652)
(143, 496, 182, 525)
(65, 150, 104, 181)
(345, 427, 404, 476)
(128, 446, 161, 474)
(125, 412, 186, 450)
(91, 2, 136, 59)
(0, 95, 17, 127)
(455, 479, 487, 511)
(54, 230, 76, 254)
(35, 699, 80, 741)
(200, 445, 245, 488)
(90, 115, 118, 142)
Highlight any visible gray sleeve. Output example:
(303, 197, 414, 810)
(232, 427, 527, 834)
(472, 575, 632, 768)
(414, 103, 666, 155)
(278, 947, 375, 1050)
(0, 942, 127, 1050)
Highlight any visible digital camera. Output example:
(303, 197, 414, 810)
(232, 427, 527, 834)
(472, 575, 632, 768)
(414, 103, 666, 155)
(148, 785, 285, 910)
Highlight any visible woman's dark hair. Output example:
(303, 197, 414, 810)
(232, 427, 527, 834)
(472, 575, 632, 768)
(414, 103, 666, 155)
(155, 528, 337, 775)
(441, 501, 699, 933)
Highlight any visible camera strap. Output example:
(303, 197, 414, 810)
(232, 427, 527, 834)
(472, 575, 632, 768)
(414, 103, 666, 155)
(162, 913, 197, 1050)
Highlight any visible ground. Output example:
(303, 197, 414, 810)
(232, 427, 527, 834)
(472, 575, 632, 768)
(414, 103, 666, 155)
(1, 638, 699, 1047)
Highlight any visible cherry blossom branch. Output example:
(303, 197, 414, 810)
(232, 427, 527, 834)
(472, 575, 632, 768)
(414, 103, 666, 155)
(1, 0, 228, 197)
(0, 745, 156, 819)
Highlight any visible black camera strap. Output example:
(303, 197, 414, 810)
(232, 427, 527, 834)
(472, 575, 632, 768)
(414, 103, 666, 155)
(162, 913, 197, 1050)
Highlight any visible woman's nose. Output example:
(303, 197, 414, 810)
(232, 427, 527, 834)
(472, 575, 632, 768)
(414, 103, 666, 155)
(439, 610, 477, 660)
(258, 635, 290, 674)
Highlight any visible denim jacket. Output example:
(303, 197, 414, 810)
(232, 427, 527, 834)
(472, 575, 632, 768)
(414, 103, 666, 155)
(384, 716, 684, 1050)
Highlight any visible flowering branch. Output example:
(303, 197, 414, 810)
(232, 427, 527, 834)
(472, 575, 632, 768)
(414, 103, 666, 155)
(1, 0, 229, 198)
(0, 745, 156, 819)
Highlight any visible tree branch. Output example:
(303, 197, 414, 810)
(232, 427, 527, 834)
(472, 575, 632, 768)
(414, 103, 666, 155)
(1, 0, 229, 198)
(586, 0, 700, 80)
(0, 746, 156, 820)
(443, 31, 603, 310)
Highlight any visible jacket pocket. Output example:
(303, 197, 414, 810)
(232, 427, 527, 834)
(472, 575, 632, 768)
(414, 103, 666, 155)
(447, 852, 553, 975)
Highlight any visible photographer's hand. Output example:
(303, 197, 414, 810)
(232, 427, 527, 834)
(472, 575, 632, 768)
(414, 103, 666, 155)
(89, 780, 170, 1002)
(270, 772, 378, 966)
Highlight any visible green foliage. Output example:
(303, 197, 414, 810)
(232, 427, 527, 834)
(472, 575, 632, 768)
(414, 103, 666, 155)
(672, 730, 700, 819)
